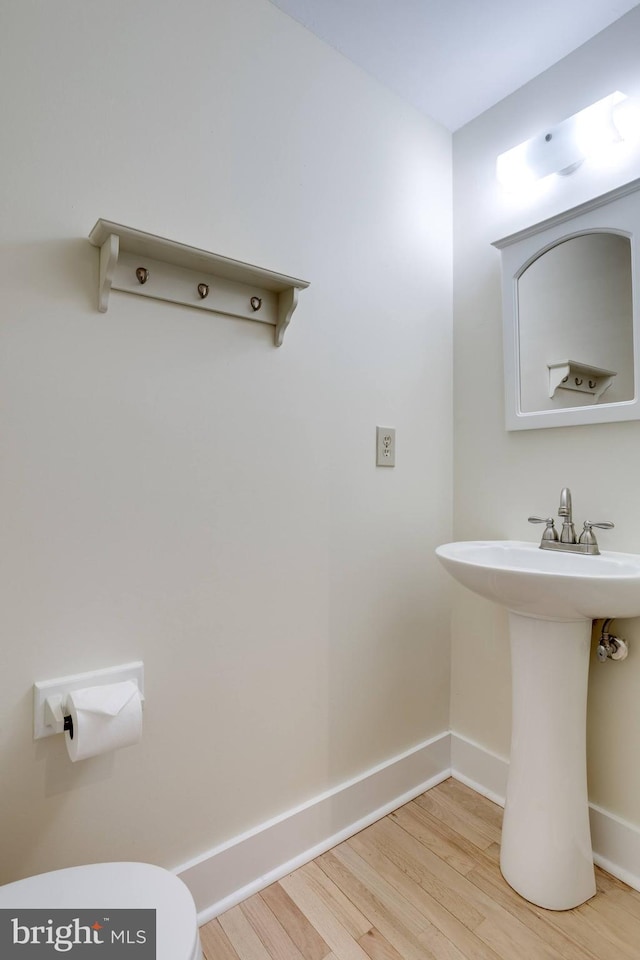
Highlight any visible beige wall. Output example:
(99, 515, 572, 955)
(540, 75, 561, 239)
(452, 6, 640, 823)
(0, 0, 453, 882)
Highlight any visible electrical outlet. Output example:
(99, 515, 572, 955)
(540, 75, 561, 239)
(376, 426, 396, 467)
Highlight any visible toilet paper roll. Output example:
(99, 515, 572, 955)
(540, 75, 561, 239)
(65, 680, 143, 762)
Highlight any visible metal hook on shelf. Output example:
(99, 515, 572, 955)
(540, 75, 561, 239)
(136, 267, 149, 285)
(250, 296, 262, 312)
(197, 283, 209, 299)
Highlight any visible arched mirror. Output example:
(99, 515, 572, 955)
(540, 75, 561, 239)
(493, 178, 640, 430)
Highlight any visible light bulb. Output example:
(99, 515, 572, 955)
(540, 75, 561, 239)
(612, 96, 640, 145)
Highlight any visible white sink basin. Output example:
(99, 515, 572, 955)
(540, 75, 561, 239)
(436, 539, 640, 620)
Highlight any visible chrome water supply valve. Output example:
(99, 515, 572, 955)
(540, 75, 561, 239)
(597, 618, 629, 662)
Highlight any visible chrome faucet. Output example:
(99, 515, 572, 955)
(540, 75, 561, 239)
(529, 487, 614, 555)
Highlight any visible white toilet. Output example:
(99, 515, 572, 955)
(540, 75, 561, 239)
(0, 861, 202, 960)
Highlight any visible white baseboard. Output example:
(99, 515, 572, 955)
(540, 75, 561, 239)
(450, 732, 508, 806)
(589, 802, 640, 892)
(176, 729, 640, 922)
(177, 732, 451, 923)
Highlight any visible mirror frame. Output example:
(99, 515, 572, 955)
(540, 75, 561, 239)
(493, 176, 640, 430)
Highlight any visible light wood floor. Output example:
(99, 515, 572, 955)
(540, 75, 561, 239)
(199, 778, 640, 960)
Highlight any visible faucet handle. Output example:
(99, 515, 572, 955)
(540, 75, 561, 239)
(528, 517, 559, 541)
(579, 520, 614, 546)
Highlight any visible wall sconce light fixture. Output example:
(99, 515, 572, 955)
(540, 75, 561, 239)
(497, 92, 640, 191)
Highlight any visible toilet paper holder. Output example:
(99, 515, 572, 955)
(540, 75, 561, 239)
(34, 661, 145, 740)
(40, 696, 76, 739)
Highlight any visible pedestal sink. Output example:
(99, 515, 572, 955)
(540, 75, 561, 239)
(436, 540, 640, 910)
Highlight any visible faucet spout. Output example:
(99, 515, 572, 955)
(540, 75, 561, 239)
(558, 487, 572, 518)
(558, 487, 576, 543)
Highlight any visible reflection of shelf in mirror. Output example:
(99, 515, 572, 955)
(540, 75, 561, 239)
(548, 361, 617, 402)
(88, 219, 310, 346)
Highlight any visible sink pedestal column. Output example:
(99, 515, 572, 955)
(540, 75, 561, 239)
(500, 612, 596, 910)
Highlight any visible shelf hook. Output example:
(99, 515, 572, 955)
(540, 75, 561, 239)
(136, 267, 149, 285)
(197, 283, 209, 299)
(250, 296, 262, 312)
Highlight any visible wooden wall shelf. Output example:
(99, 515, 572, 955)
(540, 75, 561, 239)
(88, 220, 310, 346)
(548, 360, 617, 402)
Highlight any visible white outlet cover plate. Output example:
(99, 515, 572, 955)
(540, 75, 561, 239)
(376, 426, 396, 467)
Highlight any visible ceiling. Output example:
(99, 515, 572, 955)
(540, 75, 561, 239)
(268, 0, 640, 130)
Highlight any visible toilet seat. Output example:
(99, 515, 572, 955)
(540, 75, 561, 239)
(0, 862, 201, 960)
